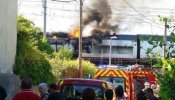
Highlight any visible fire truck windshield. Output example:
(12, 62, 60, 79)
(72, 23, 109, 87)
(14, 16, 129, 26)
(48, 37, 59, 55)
(97, 76, 126, 91)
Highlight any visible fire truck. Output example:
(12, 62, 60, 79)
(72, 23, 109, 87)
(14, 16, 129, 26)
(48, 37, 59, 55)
(94, 66, 157, 100)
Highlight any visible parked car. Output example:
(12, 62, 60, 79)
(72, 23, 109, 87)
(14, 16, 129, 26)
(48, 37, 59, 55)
(57, 78, 114, 100)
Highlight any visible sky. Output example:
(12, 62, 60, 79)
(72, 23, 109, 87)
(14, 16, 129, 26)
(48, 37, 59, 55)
(18, 0, 175, 36)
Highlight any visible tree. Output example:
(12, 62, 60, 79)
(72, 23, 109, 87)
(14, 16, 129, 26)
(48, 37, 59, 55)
(54, 46, 73, 60)
(14, 16, 55, 84)
(142, 16, 175, 99)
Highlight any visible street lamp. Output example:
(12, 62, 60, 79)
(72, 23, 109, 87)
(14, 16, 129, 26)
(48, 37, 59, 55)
(109, 36, 118, 66)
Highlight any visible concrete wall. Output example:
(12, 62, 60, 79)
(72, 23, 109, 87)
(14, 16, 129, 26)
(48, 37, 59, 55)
(0, 0, 17, 73)
(0, 73, 20, 100)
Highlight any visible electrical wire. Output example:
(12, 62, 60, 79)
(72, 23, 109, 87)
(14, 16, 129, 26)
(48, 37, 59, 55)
(121, 0, 167, 29)
(18, 0, 169, 32)
(122, 0, 155, 22)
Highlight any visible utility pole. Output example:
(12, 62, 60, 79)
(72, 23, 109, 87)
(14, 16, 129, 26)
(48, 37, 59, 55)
(163, 19, 167, 59)
(78, 0, 83, 78)
(43, 0, 47, 38)
(109, 38, 112, 66)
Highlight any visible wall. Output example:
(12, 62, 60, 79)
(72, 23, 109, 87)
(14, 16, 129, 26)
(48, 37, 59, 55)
(0, 0, 17, 73)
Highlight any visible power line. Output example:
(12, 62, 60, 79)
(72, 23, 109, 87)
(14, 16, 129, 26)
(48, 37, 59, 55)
(18, 5, 165, 26)
(18, 0, 167, 32)
(18, 3, 173, 18)
(122, 0, 154, 22)
(121, 0, 167, 31)
(18, 5, 164, 24)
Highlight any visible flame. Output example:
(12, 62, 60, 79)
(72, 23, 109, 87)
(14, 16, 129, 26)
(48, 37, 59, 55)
(68, 27, 80, 37)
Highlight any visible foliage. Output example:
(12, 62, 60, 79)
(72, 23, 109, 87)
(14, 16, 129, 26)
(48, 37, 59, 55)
(49, 46, 96, 82)
(50, 58, 97, 81)
(33, 33, 54, 55)
(15, 16, 98, 85)
(159, 58, 175, 100)
(139, 32, 175, 66)
(53, 46, 73, 60)
(142, 16, 175, 99)
(14, 16, 55, 84)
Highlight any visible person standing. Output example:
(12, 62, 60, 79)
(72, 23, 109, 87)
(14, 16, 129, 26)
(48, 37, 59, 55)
(82, 88, 96, 100)
(115, 85, 126, 100)
(13, 77, 40, 100)
(143, 82, 150, 91)
(145, 88, 159, 100)
(136, 91, 147, 100)
(0, 86, 7, 100)
(38, 83, 49, 100)
(104, 89, 113, 100)
(48, 83, 63, 100)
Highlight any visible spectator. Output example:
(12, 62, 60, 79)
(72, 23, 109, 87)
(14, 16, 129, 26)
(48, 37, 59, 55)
(13, 77, 40, 100)
(151, 83, 159, 97)
(105, 89, 113, 100)
(48, 83, 63, 100)
(0, 86, 7, 100)
(115, 85, 126, 100)
(39, 83, 49, 100)
(136, 91, 146, 100)
(145, 88, 159, 100)
(82, 88, 96, 100)
(143, 82, 150, 91)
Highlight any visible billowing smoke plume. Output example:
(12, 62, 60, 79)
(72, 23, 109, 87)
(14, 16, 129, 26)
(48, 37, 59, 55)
(83, 0, 119, 36)
(81, 0, 173, 37)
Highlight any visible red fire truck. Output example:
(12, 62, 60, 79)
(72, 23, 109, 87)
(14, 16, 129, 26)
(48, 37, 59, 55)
(94, 67, 157, 100)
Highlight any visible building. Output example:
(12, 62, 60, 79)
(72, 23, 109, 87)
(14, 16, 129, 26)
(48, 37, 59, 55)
(82, 34, 170, 66)
(47, 33, 170, 66)
(0, 1, 20, 100)
(0, 0, 17, 73)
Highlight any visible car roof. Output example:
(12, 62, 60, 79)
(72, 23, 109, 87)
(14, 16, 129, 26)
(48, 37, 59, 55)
(59, 78, 109, 87)
(61, 78, 107, 82)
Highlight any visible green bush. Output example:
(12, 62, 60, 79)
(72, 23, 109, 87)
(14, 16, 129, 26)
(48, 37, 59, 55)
(50, 59, 97, 81)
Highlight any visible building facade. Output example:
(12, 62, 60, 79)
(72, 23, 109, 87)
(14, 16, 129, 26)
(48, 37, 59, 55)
(82, 35, 169, 66)
(0, 0, 17, 73)
(47, 33, 170, 66)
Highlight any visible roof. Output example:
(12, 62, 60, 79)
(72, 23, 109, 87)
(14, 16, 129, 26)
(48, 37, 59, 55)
(103, 34, 171, 40)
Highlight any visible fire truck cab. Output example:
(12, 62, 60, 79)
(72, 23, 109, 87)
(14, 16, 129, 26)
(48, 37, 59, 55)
(129, 70, 157, 100)
(94, 68, 131, 100)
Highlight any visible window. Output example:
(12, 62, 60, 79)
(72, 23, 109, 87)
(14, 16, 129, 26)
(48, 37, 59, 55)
(97, 76, 126, 91)
(112, 78, 125, 91)
(61, 84, 104, 100)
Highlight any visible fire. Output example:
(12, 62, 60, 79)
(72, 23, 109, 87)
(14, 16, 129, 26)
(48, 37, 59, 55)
(68, 27, 80, 37)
